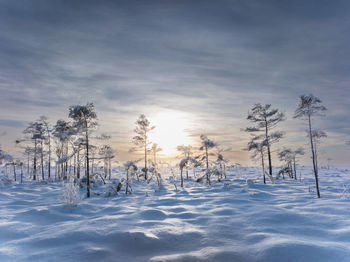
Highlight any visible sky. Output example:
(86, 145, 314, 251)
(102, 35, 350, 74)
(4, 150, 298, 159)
(0, 0, 350, 165)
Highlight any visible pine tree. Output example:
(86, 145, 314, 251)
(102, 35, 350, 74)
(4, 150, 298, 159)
(132, 114, 155, 180)
(69, 103, 98, 198)
(294, 94, 327, 198)
(245, 103, 285, 178)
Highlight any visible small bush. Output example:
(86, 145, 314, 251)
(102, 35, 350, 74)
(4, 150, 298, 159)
(60, 182, 81, 207)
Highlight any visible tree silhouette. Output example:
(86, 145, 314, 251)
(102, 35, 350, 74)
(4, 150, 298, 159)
(69, 103, 97, 198)
(132, 114, 155, 180)
(245, 103, 285, 178)
(294, 94, 327, 198)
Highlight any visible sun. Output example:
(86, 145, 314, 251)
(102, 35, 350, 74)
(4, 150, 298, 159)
(148, 110, 193, 155)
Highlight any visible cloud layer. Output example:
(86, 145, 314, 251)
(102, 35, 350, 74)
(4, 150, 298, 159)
(1, 0, 350, 164)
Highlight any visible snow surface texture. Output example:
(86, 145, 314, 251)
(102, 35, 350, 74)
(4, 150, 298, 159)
(1, 167, 350, 262)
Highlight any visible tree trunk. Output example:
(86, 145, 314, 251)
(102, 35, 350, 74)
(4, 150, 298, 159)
(27, 152, 30, 175)
(144, 139, 148, 180)
(13, 164, 16, 182)
(48, 135, 51, 179)
(73, 153, 76, 178)
(77, 147, 80, 179)
(126, 170, 129, 194)
(40, 140, 44, 180)
(205, 146, 209, 170)
(85, 121, 90, 198)
(20, 165, 23, 184)
(108, 157, 111, 180)
(265, 121, 272, 177)
(33, 139, 37, 180)
(308, 114, 320, 198)
(180, 168, 183, 187)
(261, 150, 266, 184)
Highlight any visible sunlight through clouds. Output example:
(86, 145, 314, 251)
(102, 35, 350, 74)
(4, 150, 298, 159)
(149, 110, 194, 155)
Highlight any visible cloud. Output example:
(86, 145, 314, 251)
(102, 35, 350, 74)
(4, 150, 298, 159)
(0, 119, 26, 128)
(0, 0, 349, 163)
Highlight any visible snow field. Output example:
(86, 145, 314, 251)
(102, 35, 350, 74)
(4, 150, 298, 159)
(1, 166, 350, 261)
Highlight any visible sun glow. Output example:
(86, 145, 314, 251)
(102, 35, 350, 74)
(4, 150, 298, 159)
(148, 110, 193, 155)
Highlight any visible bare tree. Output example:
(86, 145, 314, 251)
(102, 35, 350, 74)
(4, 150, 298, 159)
(215, 153, 227, 181)
(124, 161, 137, 194)
(278, 148, 293, 179)
(151, 143, 162, 167)
(294, 94, 327, 198)
(99, 145, 115, 180)
(246, 138, 268, 183)
(291, 148, 305, 180)
(179, 158, 188, 187)
(132, 114, 155, 180)
(245, 103, 285, 178)
(69, 103, 98, 198)
(177, 145, 194, 179)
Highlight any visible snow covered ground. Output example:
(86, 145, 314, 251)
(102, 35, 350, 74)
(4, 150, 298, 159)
(1, 166, 350, 262)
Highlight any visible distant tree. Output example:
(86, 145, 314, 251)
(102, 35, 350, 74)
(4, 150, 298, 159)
(327, 157, 332, 170)
(23, 121, 45, 180)
(294, 94, 327, 198)
(69, 103, 98, 198)
(199, 134, 216, 184)
(179, 158, 188, 187)
(73, 137, 85, 179)
(151, 143, 162, 166)
(246, 138, 268, 183)
(200, 135, 216, 170)
(215, 153, 227, 181)
(124, 161, 137, 194)
(99, 145, 115, 180)
(53, 119, 73, 180)
(39, 116, 52, 179)
(245, 103, 285, 178)
(132, 114, 155, 180)
(278, 148, 293, 179)
(0, 146, 9, 165)
(177, 145, 194, 179)
(291, 148, 305, 180)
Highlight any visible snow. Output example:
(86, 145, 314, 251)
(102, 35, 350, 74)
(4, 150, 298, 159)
(1, 166, 350, 261)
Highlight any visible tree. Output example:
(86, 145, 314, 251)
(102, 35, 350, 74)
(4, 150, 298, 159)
(151, 143, 162, 166)
(39, 116, 52, 179)
(294, 94, 327, 198)
(199, 134, 216, 184)
(177, 145, 194, 179)
(124, 161, 137, 194)
(69, 103, 97, 198)
(99, 144, 115, 180)
(53, 119, 73, 180)
(246, 138, 268, 183)
(23, 121, 45, 180)
(278, 148, 293, 179)
(179, 158, 188, 187)
(215, 153, 228, 181)
(291, 148, 305, 180)
(132, 114, 155, 180)
(245, 103, 285, 178)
